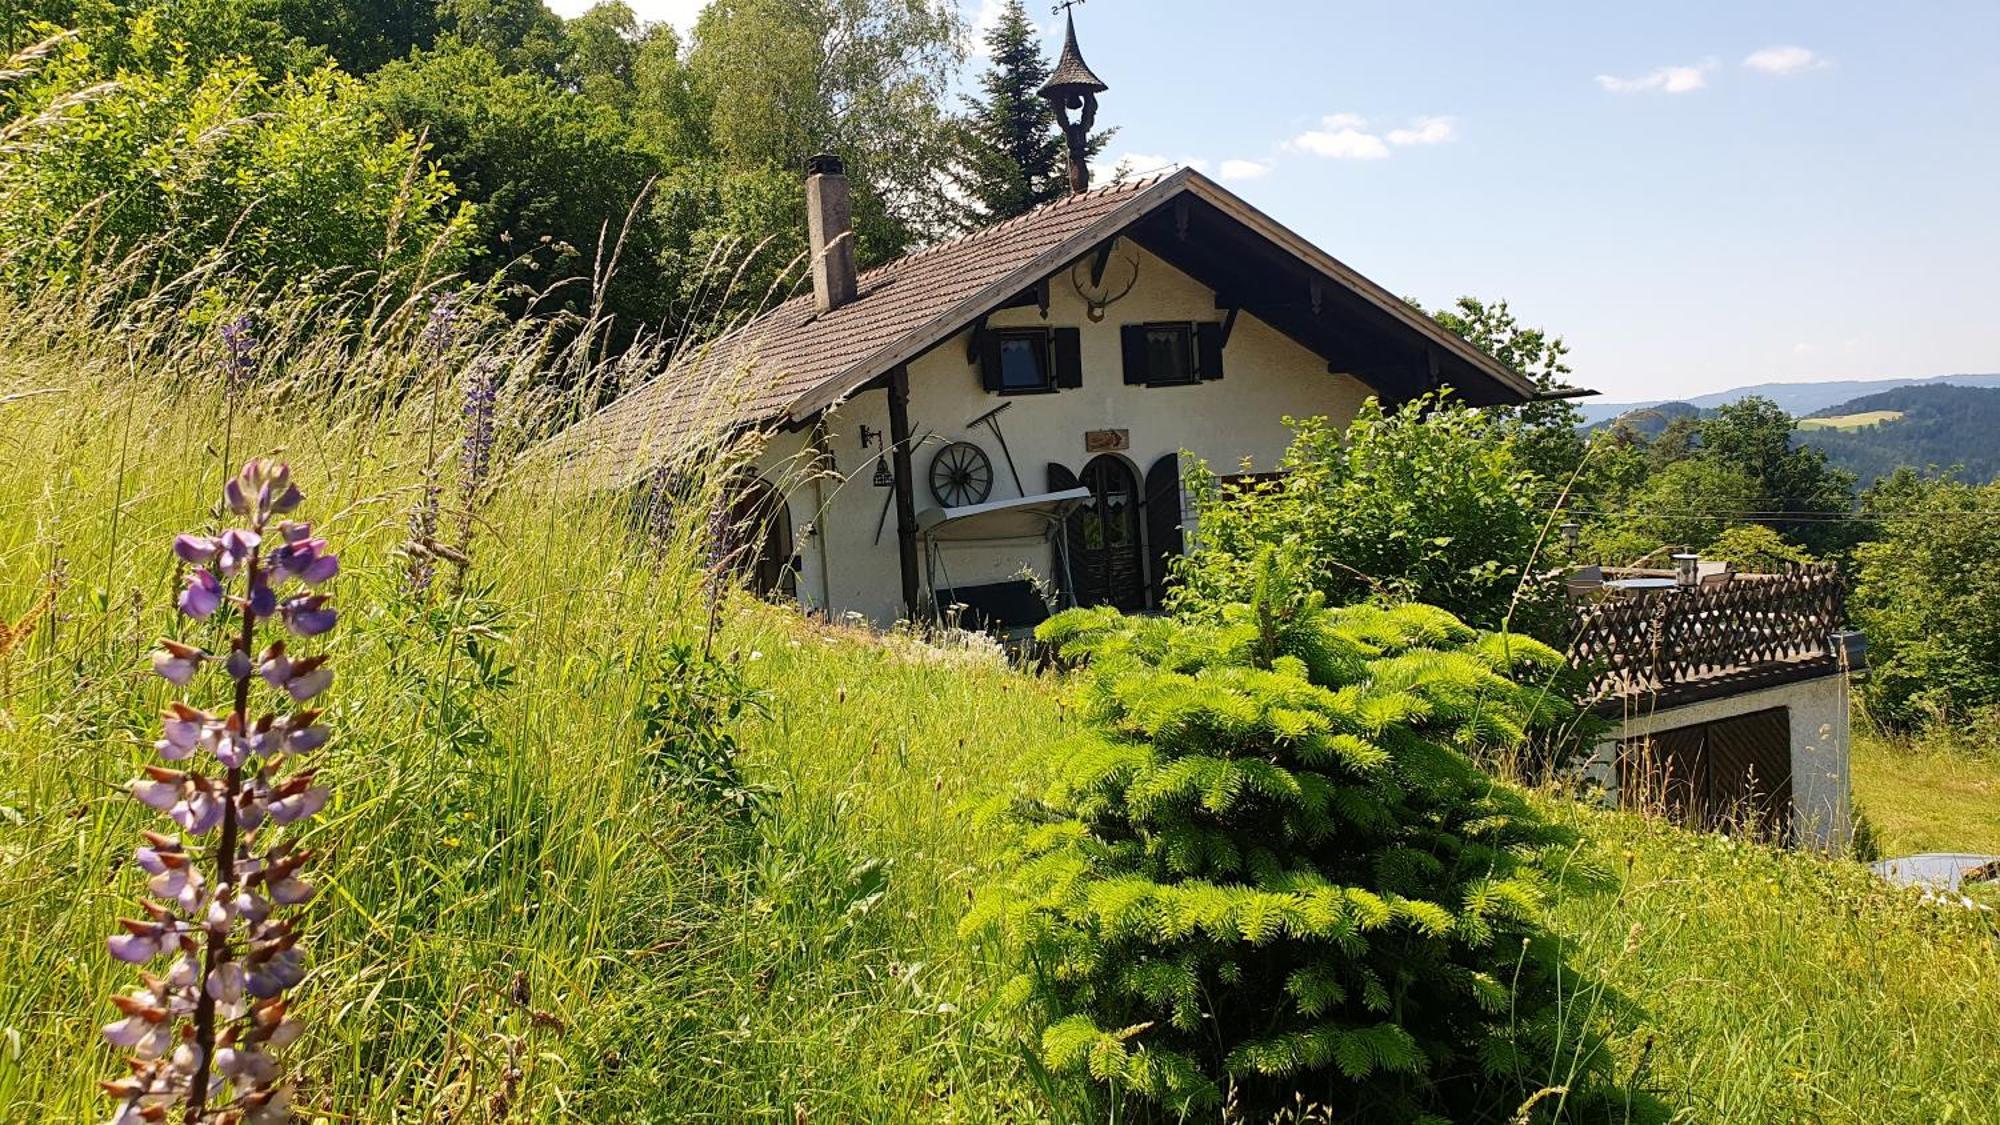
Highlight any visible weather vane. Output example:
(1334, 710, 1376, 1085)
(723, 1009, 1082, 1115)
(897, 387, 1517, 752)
(1051, 0, 1084, 14)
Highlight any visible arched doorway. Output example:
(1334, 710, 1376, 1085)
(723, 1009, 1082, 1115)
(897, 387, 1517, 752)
(718, 476, 796, 600)
(1066, 455, 1147, 611)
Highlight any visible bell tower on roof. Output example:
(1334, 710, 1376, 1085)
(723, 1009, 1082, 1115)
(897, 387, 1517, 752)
(1038, 1, 1108, 195)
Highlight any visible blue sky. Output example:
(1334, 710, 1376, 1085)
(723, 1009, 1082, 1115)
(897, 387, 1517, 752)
(554, 1, 2000, 402)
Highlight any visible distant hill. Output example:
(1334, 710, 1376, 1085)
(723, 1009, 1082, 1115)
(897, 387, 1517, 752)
(1793, 385, 2000, 486)
(1576, 373, 2000, 426)
(1584, 400, 1703, 437)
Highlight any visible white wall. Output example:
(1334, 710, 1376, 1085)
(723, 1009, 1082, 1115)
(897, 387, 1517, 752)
(752, 240, 1375, 624)
(1586, 674, 1853, 850)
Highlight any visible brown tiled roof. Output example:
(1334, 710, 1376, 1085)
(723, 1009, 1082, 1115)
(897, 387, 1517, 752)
(561, 168, 1546, 482)
(566, 173, 1178, 475)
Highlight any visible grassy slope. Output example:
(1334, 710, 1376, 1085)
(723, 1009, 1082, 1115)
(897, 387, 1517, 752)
(738, 624, 2000, 1123)
(3, 346, 1999, 1122)
(1851, 735, 2000, 855)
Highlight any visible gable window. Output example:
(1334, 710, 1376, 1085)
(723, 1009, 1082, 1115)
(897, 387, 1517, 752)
(1122, 321, 1227, 386)
(997, 331, 1052, 391)
(978, 326, 1084, 394)
(1142, 324, 1196, 385)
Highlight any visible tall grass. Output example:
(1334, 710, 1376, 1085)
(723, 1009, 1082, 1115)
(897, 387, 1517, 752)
(2, 194, 1998, 1125)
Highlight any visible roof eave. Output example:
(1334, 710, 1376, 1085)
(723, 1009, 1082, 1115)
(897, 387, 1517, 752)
(1176, 171, 1543, 404)
(769, 166, 1558, 426)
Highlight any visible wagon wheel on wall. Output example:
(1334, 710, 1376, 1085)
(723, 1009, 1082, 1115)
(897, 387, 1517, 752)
(929, 441, 993, 508)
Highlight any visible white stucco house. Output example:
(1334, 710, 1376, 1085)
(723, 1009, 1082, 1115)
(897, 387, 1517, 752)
(566, 159, 1546, 626)
(561, 17, 1861, 851)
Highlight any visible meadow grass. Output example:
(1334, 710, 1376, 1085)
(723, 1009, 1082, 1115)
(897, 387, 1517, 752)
(3, 310, 2000, 1123)
(1850, 733, 2000, 856)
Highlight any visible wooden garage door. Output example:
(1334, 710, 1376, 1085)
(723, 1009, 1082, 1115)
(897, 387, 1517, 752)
(1619, 708, 1792, 841)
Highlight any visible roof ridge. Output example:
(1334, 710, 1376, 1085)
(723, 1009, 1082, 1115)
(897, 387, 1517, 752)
(880, 173, 1168, 273)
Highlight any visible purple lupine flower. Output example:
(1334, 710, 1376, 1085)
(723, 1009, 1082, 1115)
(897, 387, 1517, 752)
(150, 640, 205, 686)
(420, 292, 462, 355)
(107, 458, 337, 1123)
(270, 537, 338, 585)
(445, 359, 501, 593)
(180, 569, 222, 619)
(174, 535, 219, 565)
(220, 314, 257, 386)
(279, 594, 336, 637)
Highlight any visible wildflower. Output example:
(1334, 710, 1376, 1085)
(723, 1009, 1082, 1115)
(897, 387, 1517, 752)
(448, 359, 500, 593)
(220, 313, 257, 385)
(179, 569, 222, 619)
(174, 535, 220, 565)
(104, 458, 337, 1123)
(150, 640, 205, 686)
(279, 595, 336, 637)
(420, 292, 462, 355)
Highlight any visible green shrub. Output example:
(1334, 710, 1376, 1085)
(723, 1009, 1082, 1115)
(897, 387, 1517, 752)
(1170, 395, 1562, 640)
(970, 557, 1624, 1119)
(1851, 470, 2000, 732)
(638, 639, 771, 819)
(0, 24, 469, 300)
(1701, 524, 1816, 574)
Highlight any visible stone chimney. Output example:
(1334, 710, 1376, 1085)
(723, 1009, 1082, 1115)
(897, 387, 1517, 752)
(805, 153, 858, 313)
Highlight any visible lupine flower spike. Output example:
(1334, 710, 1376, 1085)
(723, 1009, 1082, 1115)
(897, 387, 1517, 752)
(450, 358, 498, 593)
(110, 459, 337, 1124)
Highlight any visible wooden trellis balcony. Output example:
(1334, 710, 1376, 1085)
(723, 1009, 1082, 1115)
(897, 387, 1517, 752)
(1568, 565, 1849, 708)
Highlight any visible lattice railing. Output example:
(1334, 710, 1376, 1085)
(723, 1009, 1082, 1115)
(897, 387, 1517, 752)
(1568, 565, 1846, 700)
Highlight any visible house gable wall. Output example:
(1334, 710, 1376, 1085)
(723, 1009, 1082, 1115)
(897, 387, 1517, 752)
(755, 241, 1375, 624)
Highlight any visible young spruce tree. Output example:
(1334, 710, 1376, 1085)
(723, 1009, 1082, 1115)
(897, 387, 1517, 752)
(969, 554, 1631, 1121)
(951, 0, 1104, 222)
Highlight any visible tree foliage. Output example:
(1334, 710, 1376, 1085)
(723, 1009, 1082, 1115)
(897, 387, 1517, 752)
(1698, 396, 1856, 554)
(365, 40, 671, 329)
(252, 0, 439, 74)
(947, 0, 1106, 224)
(687, 0, 962, 247)
(0, 22, 468, 300)
(969, 559, 1626, 1119)
(1431, 296, 1588, 487)
(1850, 470, 2000, 735)
(1171, 396, 1559, 638)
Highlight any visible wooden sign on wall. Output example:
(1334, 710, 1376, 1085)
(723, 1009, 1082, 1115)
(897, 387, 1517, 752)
(1084, 429, 1130, 453)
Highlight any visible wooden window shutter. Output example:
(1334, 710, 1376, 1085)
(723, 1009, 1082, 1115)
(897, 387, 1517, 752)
(1121, 325, 1149, 385)
(976, 328, 1004, 392)
(1196, 322, 1226, 381)
(1053, 327, 1083, 388)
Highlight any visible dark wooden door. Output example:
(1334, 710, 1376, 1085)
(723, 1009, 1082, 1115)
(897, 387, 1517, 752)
(1618, 707, 1791, 840)
(721, 476, 795, 600)
(1067, 455, 1147, 611)
(1143, 453, 1184, 609)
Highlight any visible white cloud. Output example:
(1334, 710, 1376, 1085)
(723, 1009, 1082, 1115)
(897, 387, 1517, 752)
(962, 0, 1008, 58)
(1595, 60, 1716, 94)
(1744, 45, 1826, 76)
(1286, 113, 1457, 160)
(1218, 159, 1274, 182)
(1288, 115, 1390, 160)
(1386, 116, 1456, 147)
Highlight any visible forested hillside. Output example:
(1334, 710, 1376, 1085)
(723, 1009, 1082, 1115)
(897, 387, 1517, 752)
(1799, 384, 2000, 485)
